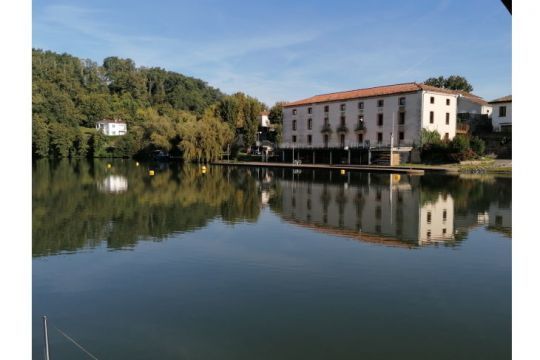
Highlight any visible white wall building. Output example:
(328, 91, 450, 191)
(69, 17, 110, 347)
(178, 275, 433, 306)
(282, 83, 459, 149)
(489, 95, 512, 132)
(456, 92, 492, 116)
(259, 111, 270, 128)
(96, 119, 127, 136)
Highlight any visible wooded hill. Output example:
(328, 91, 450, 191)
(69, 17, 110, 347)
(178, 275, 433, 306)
(32, 48, 272, 160)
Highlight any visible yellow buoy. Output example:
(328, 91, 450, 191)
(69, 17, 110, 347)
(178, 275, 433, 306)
(149, 170, 155, 176)
(107, 163, 112, 169)
(340, 169, 346, 175)
(392, 174, 401, 183)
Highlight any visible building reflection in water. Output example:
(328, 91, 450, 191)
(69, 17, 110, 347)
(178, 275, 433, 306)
(97, 175, 128, 193)
(264, 169, 510, 247)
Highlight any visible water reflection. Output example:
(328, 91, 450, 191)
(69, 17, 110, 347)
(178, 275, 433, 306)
(32, 160, 511, 256)
(268, 170, 511, 247)
(98, 175, 128, 193)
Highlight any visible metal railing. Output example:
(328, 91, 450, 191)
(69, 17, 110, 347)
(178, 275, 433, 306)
(320, 123, 332, 133)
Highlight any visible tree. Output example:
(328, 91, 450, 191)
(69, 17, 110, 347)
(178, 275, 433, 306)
(268, 102, 285, 125)
(49, 123, 75, 158)
(32, 115, 49, 157)
(424, 75, 474, 92)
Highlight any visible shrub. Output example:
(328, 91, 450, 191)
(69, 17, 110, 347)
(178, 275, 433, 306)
(470, 136, 486, 155)
(449, 135, 470, 153)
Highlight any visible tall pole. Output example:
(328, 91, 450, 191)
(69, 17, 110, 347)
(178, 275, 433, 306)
(43, 316, 50, 360)
(390, 112, 395, 165)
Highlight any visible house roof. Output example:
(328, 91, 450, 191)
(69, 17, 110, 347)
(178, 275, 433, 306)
(282, 82, 459, 107)
(97, 118, 126, 124)
(260, 111, 269, 116)
(454, 91, 489, 106)
(489, 95, 512, 104)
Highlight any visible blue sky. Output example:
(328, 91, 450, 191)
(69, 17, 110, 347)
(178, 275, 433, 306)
(33, 0, 511, 105)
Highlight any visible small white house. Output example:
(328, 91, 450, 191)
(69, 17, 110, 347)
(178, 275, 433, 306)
(96, 119, 127, 136)
(259, 111, 270, 127)
(489, 95, 512, 132)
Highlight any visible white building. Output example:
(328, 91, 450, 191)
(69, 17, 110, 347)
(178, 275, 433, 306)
(282, 82, 459, 150)
(96, 119, 127, 136)
(259, 111, 270, 128)
(489, 95, 512, 132)
(456, 92, 492, 116)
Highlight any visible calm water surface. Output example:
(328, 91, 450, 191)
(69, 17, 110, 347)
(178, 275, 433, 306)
(33, 159, 511, 359)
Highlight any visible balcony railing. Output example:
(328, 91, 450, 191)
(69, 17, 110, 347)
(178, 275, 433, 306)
(321, 123, 332, 134)
(354, 122, 366, 132)
(456, 122, 470, 134)
(336, 124, 349, 133)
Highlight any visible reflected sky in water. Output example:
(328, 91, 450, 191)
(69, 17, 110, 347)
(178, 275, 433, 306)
(33, 159, 511, 359)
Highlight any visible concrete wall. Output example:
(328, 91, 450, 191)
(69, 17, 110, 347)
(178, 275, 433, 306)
(491, 102, 512, 131)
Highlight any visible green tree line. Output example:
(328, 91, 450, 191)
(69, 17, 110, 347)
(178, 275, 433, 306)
(32, 49, 276, 161)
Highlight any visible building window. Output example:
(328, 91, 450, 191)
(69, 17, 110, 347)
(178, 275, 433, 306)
(377, 99, 384, 107)
(324, 134, 329, 147)
(324, 117, 329, 125)
(308, 118, 312, 130)
(375, 206, 382, 219)
(340, 134, 345, 147)
(499, 106, 507, 117)
(340, 104, 346, 111)
(443, 209, 447, 221)
(377, 132, 383, 143)
(308, 107, 312, 114)
(443, 228, 447, 235)
(324, 105, 329, 113)
(446, 113, 450, 124)
(358, 133, 363, 143)
(377, 113, 383, 126)
(399, 97, 406, 106)
(358, 115, 364, 122)
(399, 131, 404, 141)
(292, 135, 297, 143)
(495, 215, 503, 226)
(292, 120, 297, 130)
(446, 98, 450, 105)
(358, 101, 364, 109)
(292, 109, 297, 115)
(430, 111, 434, 123)
(427, 230, 431, 238)
(307, 134, 312, 145)
(430, 96, 435, 104)
(340, 116, 346, 126)
(427, 211, 432, 224)
(399, 112, 405, 125)
(444, 133, 449, 140)
(376, 189, 382, 201)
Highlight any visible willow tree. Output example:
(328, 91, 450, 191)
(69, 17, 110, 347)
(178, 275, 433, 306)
(178, 110, 234, 163)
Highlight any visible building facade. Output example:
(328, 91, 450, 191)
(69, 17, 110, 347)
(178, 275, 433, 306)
(489, 95, 512, 132)
(282, 83, 459, 151)
(96, 119, 127, 136)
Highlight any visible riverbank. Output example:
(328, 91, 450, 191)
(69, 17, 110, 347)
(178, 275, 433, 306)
(212, 161, 426, 174)
(213, 159, 511, 175)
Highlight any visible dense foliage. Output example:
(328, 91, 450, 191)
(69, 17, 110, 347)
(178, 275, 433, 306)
(32, 49, 274, 161)
(424, 75, 474, 92)
(419, 129, 485, 163)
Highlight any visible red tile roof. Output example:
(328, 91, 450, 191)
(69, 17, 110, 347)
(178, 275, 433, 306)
(489, 95, 512, 103)
(453, 90, 489, 105)
(283, 82, 459, 107)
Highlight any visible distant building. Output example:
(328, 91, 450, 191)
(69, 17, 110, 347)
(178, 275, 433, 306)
(259, 111, 271, 128)
(455, 91, 492, 135)
(489, 95, 512, 132)
(281, 82, 460, 164)
(96, 119, 127, 136)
